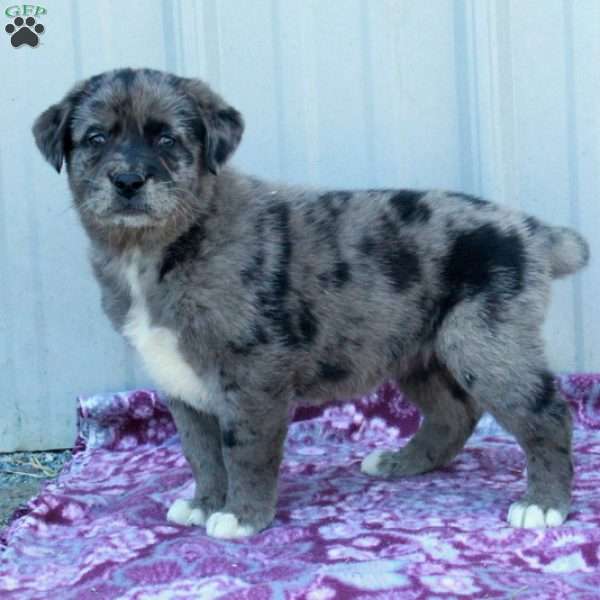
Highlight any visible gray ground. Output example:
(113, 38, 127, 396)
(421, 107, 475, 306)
(0, 450, 72, 527)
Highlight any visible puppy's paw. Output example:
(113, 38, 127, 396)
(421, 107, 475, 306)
(507, 501, 567, 528)
(166, 498, 207, 526)
(167, 498, 193, 524)
(186, 507, 208, 526)
(361, 449, 390, 476)
(361, 447, 435, 478)
(205, 512, 256, 539)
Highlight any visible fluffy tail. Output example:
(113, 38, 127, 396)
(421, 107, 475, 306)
(543, 225, 590, 279)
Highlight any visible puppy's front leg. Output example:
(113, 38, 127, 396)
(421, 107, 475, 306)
(166, 399, 227, 527)
(205, 405, 288, 539)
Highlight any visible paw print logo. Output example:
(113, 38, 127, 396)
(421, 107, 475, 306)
(5, 16, 45, 48)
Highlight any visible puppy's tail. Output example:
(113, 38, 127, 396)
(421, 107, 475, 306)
(543, 225, 590, 279)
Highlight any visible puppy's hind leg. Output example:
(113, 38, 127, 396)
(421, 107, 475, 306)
(498, 370, 572, 528)
(361, 365, 483, 478)
(438, 326, 573, 529)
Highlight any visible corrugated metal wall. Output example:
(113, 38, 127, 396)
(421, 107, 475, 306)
(1, 0, 598, 451)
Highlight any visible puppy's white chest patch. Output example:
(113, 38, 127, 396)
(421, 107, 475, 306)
(122, 260, 215, 411)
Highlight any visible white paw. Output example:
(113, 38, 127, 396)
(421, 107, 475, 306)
(167, 498, 192, 524)
(507, 502, 566, 528)
(186, 507, 208, 526)
(205, 512, 255, 539)
(361, 449, 386, 475)
(166, 499, 207, 526)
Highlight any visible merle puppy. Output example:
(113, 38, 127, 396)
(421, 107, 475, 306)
(33, 68, 589, 539)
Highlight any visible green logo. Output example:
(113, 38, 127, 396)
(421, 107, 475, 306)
(4, 5, 46, 47)
(5, 5, 46, 17)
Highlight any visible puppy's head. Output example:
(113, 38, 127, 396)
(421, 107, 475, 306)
(33, 68, 243, 236)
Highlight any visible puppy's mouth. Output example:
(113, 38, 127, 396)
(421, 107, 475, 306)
(106, 206, 159, 228)
(114, 206, 150, 216)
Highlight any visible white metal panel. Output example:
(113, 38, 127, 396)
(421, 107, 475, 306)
(0, 0, 598, 450)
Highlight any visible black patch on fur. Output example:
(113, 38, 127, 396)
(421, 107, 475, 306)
(241, 215, 267, 286)
(375, 216, 421, 292)
(267, 203, 292, 300)
(307, 193, 352, 290)
(114, 68, 136, 90)
(431, 224, 526, 334)
(84, 74, 105, 96)
(318, 260, 352, 288)
(524, 216, 542, 234)
(444, 225, 525, 295)
(532, 371, 556, 413)
(223, 380, 240, 394)
(448, 192, 489, 207)
(144, 118, 168, 138)
(142, 118, 191, 169)
(298, 299, 318, 344)
(378, 243, 421, 292)
(303, 205, 317, 226)
(166, 73, 182, 88)
(56, 88, 90, 163)
(222, 429, 237, 448)
(318, 191, 352, 218)
(312, 195, 345, 238)
(214, 138, 229, 164)
(358, 235, 376, 256)
(189, 113, 207, 144)
(219, 368, 240, 393)
(365, 188, 394, 195)
(389, 191, 431, 224)
(159, 221, 205, 280)
(257, 202, 299, 346)
(333, 260, 351, 286)
(241, 249, 265, 286)
(227, 342, 251, 356)
(318, 361, 350, 382)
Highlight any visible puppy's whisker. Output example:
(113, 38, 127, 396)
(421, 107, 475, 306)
(159, 158, 176, 180)
(168, 186, 205, 217)
(58, 203, 77, 216)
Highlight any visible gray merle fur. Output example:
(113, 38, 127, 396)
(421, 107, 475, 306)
(33, 68, 590, 538)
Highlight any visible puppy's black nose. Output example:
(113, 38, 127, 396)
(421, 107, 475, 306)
(111, 172, 146, 198)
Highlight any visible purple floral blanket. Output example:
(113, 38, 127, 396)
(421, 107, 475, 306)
(2, 375, 600, 599)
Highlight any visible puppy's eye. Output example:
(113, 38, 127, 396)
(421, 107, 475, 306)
(88, 133, 107, 147)
(157, 135, 175, 148)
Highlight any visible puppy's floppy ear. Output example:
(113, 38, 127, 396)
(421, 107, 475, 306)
(182, 78, 244, 175)
(32, 82, 85, 173)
